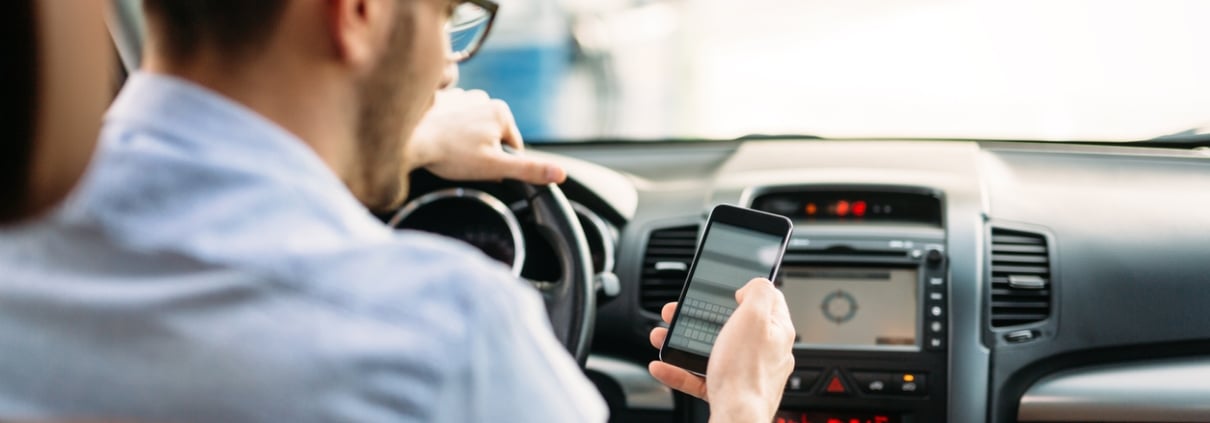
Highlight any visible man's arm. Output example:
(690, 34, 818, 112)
(648, 279, 797, 423)
(405, 89, 567, 185)
(429, 254, 608, 422)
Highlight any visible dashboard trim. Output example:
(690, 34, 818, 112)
(1018, 357, 1210, 422)
(572, 202, 618, 275)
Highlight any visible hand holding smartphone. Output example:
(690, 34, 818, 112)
(659, 204, 793, 375)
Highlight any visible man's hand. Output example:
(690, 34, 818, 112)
(406, 89, 567, 184)
(648, 279, 796, 423)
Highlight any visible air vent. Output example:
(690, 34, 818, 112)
(990, 228, 1052, 327)
(639, 225, 699, 313)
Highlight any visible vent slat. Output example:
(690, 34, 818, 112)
(991, 264, 1050, 274)
(992, 244, 1048, 254)
(990, 228, 1052, 328)
(644, 247, 696, 256)
(639, 225, 699, 313)
(990, 289, 1051, 298)
(991, 235, 1045, 245)
(991, 254, 1049, 264)
(991, 301, 1050, 308)
(647, 239, 697, 246)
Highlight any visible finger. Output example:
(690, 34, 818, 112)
(649, 361, 708, 401)
(661, 302, 678, 324)
(491, 99, 524, 151)
(769, 282, 791, 319)
(492, 152, 566, 184)
(466, 89, 490, 101)
(649, 327, 668, 349)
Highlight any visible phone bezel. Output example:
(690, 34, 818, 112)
(658, 204, 794, 375)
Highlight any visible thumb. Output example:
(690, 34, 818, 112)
(493, 152, 567, 185)
(735, 278, 779, 308)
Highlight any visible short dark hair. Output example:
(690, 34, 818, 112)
(142, 0, 289, 62)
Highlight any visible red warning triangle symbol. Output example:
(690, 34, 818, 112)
(825, 375, 847, 394)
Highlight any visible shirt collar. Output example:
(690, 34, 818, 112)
(86, 72, 393, 256)
(105, 72, 344, 189)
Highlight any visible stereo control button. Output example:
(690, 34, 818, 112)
(894, 373, 928, 396)
(926, 248, 944, 265)
(927, 337, 944, 350)
(851, 371, 892, 395)
(784, 369, 822, 393)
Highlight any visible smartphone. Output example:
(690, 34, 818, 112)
(659, 204, 793, 375)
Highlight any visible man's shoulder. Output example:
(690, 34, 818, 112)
(282, 229, 532, 322)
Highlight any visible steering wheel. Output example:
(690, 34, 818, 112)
(390, 173, 597, 366)
(503, 180, 597, 366)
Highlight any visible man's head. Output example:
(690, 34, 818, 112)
(142, 0, 461, 210)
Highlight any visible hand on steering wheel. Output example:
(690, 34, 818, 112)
(407, 88, 567, 185)
(398, 89, 595, 365)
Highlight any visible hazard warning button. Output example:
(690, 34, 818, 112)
(821, 371, 850, 396)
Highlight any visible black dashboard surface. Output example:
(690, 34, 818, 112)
(531, 140, 1210, 422)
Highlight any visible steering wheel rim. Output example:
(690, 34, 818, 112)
(387, 175, 597, 365)
(505, 180, 597, 366)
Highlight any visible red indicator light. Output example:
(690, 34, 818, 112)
(875, 417, 889, 423)
(806, 203, 818, 216)
(835, 200, 850, 216)
(853, 201, 867, 217)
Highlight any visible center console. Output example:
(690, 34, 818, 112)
(748, 186, 949, 423)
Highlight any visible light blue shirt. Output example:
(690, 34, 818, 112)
(0, 73, 607, 422)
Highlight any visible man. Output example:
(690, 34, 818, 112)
(0, 0, 796, 421)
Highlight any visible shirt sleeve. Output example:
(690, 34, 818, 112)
(430, 265, 609, 422)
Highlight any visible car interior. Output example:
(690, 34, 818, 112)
(83, 0, 1210, 422)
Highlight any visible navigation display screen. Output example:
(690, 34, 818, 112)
(778, 267, 919, 350)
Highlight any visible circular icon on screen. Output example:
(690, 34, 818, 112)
(821, 290, 858, 324)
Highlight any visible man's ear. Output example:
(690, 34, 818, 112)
(326, 0, 390, 72)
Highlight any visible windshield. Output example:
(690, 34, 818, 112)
(458, 0, 1210, 142)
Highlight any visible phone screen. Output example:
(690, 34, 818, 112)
(665, 221, 788, 356)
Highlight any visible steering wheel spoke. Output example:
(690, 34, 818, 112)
(503, 181, 596, 366)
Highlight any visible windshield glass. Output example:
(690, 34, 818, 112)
(458, 0, 1210, 142)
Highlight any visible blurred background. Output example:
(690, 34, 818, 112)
(458, 0, 1210, 142)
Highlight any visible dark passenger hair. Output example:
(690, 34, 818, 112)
(0, 0, 38, 223)
(142, 0, 289, 62)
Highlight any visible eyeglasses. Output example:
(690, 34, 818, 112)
(447, 0, 498, 63)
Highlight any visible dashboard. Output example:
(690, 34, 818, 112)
(394, 140, 1210, 423)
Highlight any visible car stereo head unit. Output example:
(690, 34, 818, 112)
(769, 232, 950, 422)
(746, 185, 949, 422)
